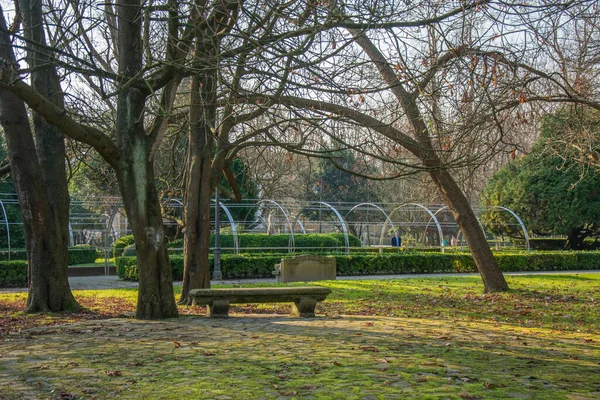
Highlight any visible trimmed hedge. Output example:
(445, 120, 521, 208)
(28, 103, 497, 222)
(0, 260, 28, 287)
(166, 233, 360, 253)
(0, 246, 99, 265)
(113, 235, 135, 257)
(514, 238, 600, 251)
(115, 250, 600, 281)
(68, 245, 100, 265)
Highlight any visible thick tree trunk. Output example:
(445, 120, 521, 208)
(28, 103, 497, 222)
(0, 11, 79, 312)
(345, 25, 509, 293)
(113, 1, 177, 319)
(19, 0, 79, 312)
(117, 147, 178, 319)
(0, 89, 79, 312)
(566, 229, 586, 250)
(430, 169, 509, 293)
(179, 72, 214, 305)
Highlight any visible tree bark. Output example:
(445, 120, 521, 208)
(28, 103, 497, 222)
(429, 169, 509, 292)
(113, 0, 178, 319)
(347, 26, 509, 293)
(178, 69, 216, 304)
(116, 143, 178, 319)
(19, 0, 79, 312)
(0, 87, 80, 311)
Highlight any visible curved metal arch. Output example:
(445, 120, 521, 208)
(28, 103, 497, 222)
(291, 214, 307, 234)
(210, 200, 240, 255)
(486, 205, 530, 252)
(306, 201, 350, 254)
(424, 205, 487, 240)
(68, 221, 74, 247)
(256, 200, 295, 252)
(0, 200, 11, 258)
(380, 203, 444, 250)
(345, 203, 394, 247)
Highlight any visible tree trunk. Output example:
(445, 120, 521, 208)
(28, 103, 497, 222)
(0, 90, 79, 311)
(19, 0, 79, 312)
(113, 0, 177, 319)
(566, 228, 586, 250)
(116, 146, 178, 319)
(0, 11, 79, 312)
(179, 71, 215, 305)
(430, 169, 509, 293)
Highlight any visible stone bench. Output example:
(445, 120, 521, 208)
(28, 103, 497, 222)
(189, 286, 332, 318)
(272, 254, 336, 283)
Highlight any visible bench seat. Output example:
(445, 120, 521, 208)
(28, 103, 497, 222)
(189, 286, 332, 318)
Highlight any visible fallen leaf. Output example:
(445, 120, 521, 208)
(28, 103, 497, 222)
(483, 381, 505, 389)
(361, 346, 379, 352)
(127, 362, 143, 367)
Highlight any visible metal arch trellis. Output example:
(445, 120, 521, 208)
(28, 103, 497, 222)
(345, 202, 394, 247)
(256, 199, 296, 252)
(486, 205, 530, 252)
(160, 198, 240, 255)
(209, 199, 240, 255)
(307, 201, 350, 255)
(0, 200, 10, 259)
(427, 205, 530, 252)
(291, 214, 307, 234)
(423, 205, 488, 248)
(380, 203, 445, 252)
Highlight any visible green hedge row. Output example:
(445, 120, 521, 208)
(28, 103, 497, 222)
(115, 250, 600, 281)
(166, 233, 361, 252)
(113, 233, 362, 257)
(0, 260, 28, 287)
(113, 235, 136, 257)
(513, 238, 600, 251)
(0, 246, 99, 265)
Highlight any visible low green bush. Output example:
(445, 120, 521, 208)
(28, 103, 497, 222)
(0, 260, 28, 287)
(67, 245, 99, 265)
(166, 233, 361, 254)
(116, 250, 600, 281)
(0, 246, 98, 265)
(113, 235, 135, 257)
(514, 238, 600, 251)
(122, 244, 137, 257)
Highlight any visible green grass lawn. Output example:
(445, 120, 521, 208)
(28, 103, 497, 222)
(1, 274, 599, 399)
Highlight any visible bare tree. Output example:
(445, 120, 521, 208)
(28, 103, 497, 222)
(0, 3, 80, 312)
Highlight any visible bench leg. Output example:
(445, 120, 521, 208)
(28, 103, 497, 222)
(207, 299, 230, 318)
(292, 297, 317, 318)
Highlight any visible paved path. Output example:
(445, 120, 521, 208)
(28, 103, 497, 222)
(2, 270, 599, 293)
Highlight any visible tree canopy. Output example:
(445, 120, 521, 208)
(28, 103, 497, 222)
(481, 109, 600, 249)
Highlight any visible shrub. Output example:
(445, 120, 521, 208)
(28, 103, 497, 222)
(113, 235, 135, 257)
(122, 244, 137, 257)
(115, 256, 139, 281)
(116, 250, 600, 282)
(0, 246, 98, 265)
(166, 233, 361, 254)
(67, 245, 99, 265)
(0, 260, 28, 287)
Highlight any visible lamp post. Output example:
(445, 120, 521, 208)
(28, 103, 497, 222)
(213, 190, 222, 280)
(318, 177, 323, 233)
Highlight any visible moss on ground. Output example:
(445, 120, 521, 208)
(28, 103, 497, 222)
(0, 274, 599, 399)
